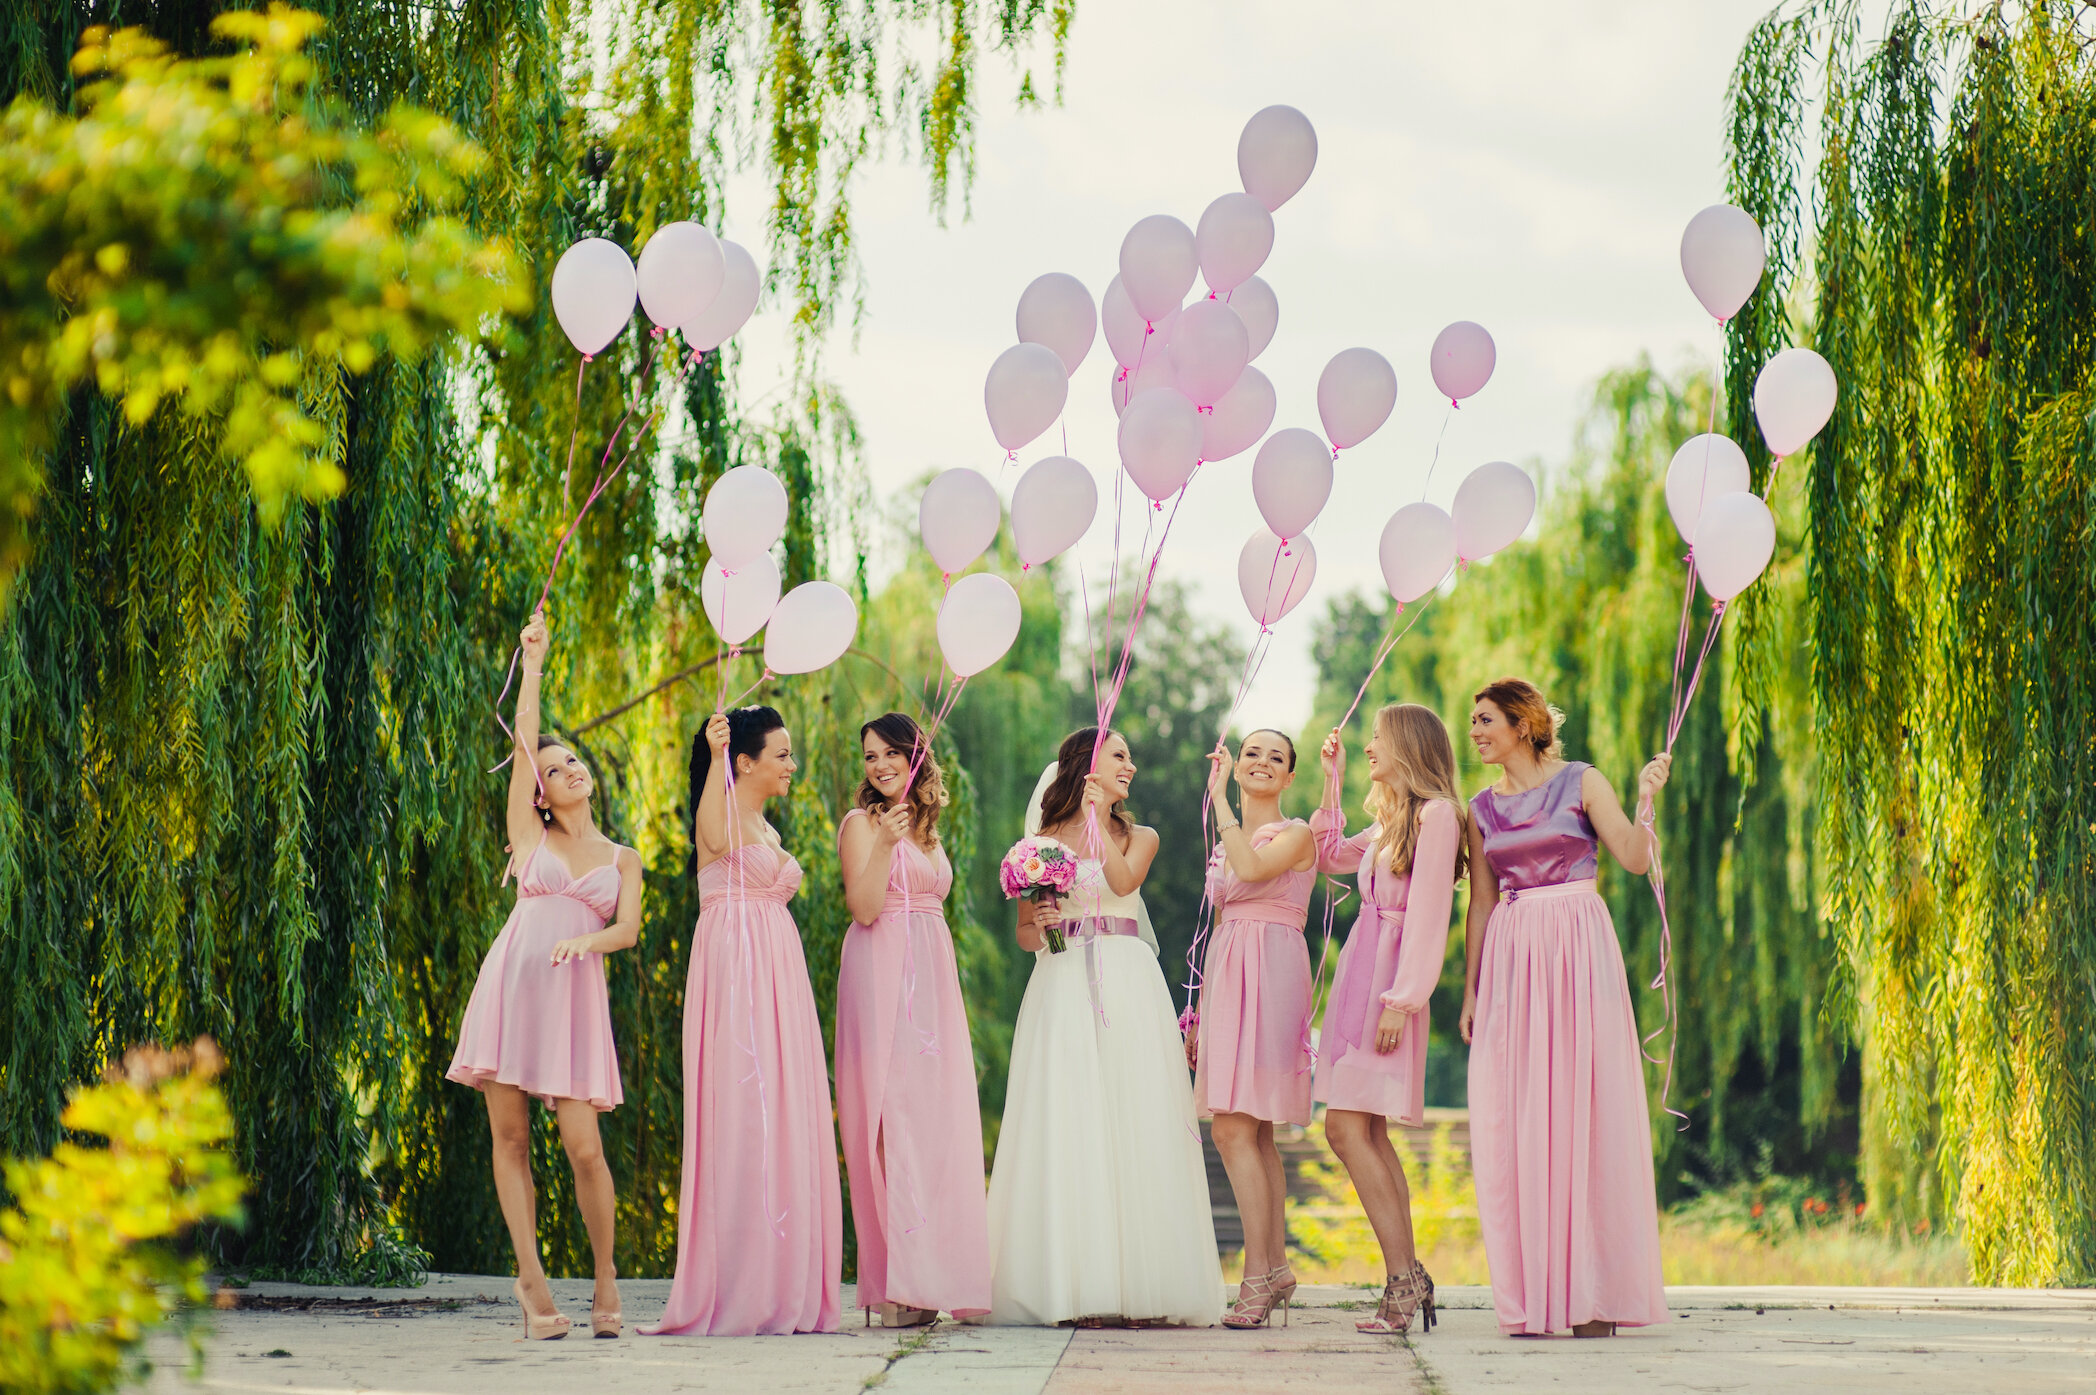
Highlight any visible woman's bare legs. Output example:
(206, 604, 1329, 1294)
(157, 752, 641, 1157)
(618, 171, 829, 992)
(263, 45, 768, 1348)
(1213, 1112, 1288, 1276)
(484, 1084, 561, 1319)
(1324, 1108, 1418, 1276)
(554, 1098, 621, 1317)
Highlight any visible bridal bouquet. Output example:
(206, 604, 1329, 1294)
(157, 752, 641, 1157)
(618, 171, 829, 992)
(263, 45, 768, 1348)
(1000, 837, 1078, 953)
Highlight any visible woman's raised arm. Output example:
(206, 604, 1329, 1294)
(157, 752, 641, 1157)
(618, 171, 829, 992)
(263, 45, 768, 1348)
(505, 612, 550, 867)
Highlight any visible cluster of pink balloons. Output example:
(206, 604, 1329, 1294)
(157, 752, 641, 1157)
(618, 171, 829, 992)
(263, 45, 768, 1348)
(550, 223, 760, 358)
(700, 465, 858, 672)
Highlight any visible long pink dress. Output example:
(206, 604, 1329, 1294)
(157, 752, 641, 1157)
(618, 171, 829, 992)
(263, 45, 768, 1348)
(446, 838, 625, 1110)
(1468, 762, 1668, 1335)
(1193, 821, 1315, 1124)
(833, 811, 991, 1317)
(642, 842, 842, 1337)
(1308, 800, 1458, 1123)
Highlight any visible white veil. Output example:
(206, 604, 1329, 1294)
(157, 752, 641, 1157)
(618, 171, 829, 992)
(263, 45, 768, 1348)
(1024, 760, 1159, 955)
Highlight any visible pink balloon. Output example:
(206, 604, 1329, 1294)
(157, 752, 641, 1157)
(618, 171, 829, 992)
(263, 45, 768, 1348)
(1693, 491, 1776, 601)
(1102, 275, 1180, 369)
(1680, 204, 1766, 321)
(1195, 192, 1274, 294)
(1452, 461, 1536, 561)
(703, 465, 789, 571)
(1753, 347, 1837, 457)
(937, 572, 1023, 677)
(1200, 365, 1276, 462)
(1016, 272, 1096, 375)
(984, 342, 1069, 452)
(764, 582, 858, 674)
(550, 238, 636, 357)
(1169, 299, 1251, 407)
(918, 468, 1002, 575)
(636, 221, 726, 330)
(1010, 455, 1098, 567)
(1117, 390, 1202, 501)
(1250, 428, 1333, 539)
(700, 552, 780, 645)
(1118, 214, 1197, 323)
(1109, 353, 1180, 417)
(1378, 503, 1455, 604)
(1238, 529, 1318, 626)
(1664, 434, 1752, 545)
(1237, 105, 1318, 212)
(1429, 321, 1496, 403)
(1317, 347, 1397, 450)
(682, 240, 760, 351)
(1226, 275, 1278, 360)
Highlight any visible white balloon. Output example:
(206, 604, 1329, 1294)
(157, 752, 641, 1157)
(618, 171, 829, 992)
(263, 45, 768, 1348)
(1317, 347, 1398, 450)
(1452, 461, 1537, 561)
(1117, 390, 1202, 501)
(700, 552, 780, 645)
(984, 342, 1069, 452)
(1694, 491, 1777, 602)
(1169, 299, 1251, 407)
(1680, 204, 1767, 321)
(1753, 347, 1838, 457)
(1195, 192, 1275, 294)
(1109, 353, 1180, 417)
(1010, 455, 1098, 568)
(1237, 104, 1318, 212)
(1250, 428, 1334, 539)
(1379, 503, 1457, 604)
(764, 581, 858, 675)
(937, 572, 1024, 678)
(1200, 365, 1276, 462)
(918, 468, 1002, 575)
(1118, 214, 1198, 323)
(1102, 275, 1180, 369)
(1016, 272, 1097, 375)
(1664, 434, 1753, 545)
(635, 221, 726, 330)
(1429, 321, 1496, 403)
(550, 238, 636, 357)
(1238, 529, 1318, 626)
(702, 465, 789, 571)
(1226, 275, 1278, 360)
(683, 240, 761, 351)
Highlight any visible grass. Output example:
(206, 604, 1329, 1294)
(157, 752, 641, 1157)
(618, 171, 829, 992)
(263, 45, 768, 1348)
(1253, 1120, 1969, 1288)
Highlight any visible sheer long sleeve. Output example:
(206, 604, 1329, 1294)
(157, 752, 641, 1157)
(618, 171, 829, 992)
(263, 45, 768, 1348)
(1310, 806, 1371, 876)
(1380, 800, 1459, 1014)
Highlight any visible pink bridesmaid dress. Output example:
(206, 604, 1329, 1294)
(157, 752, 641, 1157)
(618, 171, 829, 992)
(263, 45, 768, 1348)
(1467, 762, 1668, 1335)
(642, 842, 842, 1337)
(1193, 821, 1315, 1124)
(833, 812, 991, 1318)
(1307, 801, 1458, 1123)
(447, 837, 625, 1110)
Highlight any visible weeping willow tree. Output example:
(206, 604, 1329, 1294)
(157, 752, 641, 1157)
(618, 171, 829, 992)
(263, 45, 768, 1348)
(1728, 1, 2096, 1284)
(0, 0, 1070, 1279)
(1299, 360, 1842, 1198)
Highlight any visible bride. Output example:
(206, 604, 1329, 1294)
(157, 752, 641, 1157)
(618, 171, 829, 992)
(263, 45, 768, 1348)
(986, 727, 1222, 1327)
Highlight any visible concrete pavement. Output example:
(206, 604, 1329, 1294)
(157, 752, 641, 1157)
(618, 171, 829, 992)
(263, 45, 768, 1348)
(140, 1277, 2096, 1394)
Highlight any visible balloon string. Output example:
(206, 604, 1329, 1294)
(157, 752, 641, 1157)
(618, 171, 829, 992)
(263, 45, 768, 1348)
(1418, 401, 1454, 500)
(1334, 595, 1433, 734)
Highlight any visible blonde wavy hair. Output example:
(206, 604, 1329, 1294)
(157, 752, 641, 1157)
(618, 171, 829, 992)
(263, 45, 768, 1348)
(1364, 703, 1470, 882)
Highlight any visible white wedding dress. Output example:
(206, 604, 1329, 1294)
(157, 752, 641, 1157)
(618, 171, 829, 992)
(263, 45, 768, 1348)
(985, 832, 1223, 1326)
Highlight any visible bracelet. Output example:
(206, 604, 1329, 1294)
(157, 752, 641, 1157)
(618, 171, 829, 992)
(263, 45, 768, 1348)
(1216, 818, 1239, 832)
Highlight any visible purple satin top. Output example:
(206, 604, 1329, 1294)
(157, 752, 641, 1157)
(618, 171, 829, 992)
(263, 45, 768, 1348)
(1470, 762, 1599, 891)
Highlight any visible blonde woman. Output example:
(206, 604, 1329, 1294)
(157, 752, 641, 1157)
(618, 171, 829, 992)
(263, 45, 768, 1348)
(1310, 703, 1466, 1335)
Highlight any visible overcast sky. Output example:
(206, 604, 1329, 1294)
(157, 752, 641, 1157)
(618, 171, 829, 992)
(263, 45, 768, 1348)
(726, 0, 1817, 731)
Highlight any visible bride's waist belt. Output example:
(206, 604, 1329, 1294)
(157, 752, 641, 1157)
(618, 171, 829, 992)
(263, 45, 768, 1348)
(1065, 915, 1139, 940)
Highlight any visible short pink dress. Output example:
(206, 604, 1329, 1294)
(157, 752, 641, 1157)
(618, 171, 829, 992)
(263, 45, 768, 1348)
(446, 838, 625, 1110)
(643, 841, 842, 1338)
(1193, 821, 1315, 1124)
(1308, 800, 1459, 1124)
(833, 812, 991, 1317)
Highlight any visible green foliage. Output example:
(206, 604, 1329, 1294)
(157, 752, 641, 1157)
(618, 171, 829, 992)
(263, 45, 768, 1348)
(1728, 1, 2096, 1282)
(0, 1040, 246, 1395)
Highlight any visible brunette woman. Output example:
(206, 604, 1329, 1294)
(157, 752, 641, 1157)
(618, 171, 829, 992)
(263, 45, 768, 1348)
(1460, 677, 1671, 1338)
(835, 713, 991, 1326)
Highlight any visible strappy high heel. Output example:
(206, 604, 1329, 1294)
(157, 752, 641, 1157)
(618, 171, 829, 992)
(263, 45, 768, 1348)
(513, 1279, 570, 1340)
(1267, 1266, 1296, 1326)
(1222, 1269, 1282, 1329)
(1354, 1267, 1425, 1335)
(1412, 1260, 1437, 1334)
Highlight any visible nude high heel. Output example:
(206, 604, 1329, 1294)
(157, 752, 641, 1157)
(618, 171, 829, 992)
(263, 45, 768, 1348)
(1268, 1266, 1297, 1327)
(513, 1279, 570, 1340)
(1222, 1269, 1281, 1329)
(1355, 1268, 1425, 1335)
(1572, 1319, 1617, 1338)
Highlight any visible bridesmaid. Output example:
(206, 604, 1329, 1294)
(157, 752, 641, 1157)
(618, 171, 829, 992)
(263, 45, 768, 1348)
(835, 713, 991, 1327)
(1459, 677, 1671, 1338)
(1309, 703, 1465, 1336)
(448, 609, 637, 1340)
(642, 706, 842, 1337)
(1186, 729, 1316, 1330)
